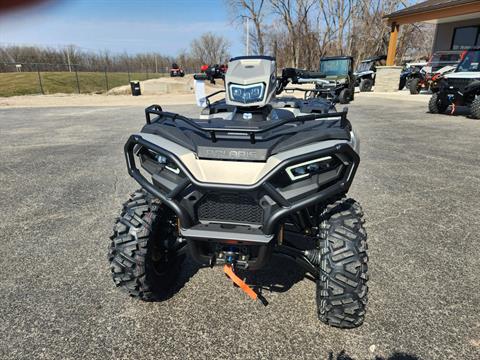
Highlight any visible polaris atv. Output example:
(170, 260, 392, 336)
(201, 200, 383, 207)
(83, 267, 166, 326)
(109, 55, 368, 328)
(354, 55, 386, 92)
(429, 48, 480, 119)
(170, 63, 185, 77)
(315, 56, 355, 104)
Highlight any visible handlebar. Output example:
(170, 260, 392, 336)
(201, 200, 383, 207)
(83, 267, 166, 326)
(276, 68, 327, 95)
(194, 64, 226, 84)
(193, 74, 208, 81)
(296, 70, 326, 79)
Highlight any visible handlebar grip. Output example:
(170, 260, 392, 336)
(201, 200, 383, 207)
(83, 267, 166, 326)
(194, 74, 208, 81)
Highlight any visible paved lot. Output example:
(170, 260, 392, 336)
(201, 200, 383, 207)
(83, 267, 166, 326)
(0, 95, 479, 360)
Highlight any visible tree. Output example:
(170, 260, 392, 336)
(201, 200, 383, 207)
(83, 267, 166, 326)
(225, 0, 266, 55)
(190, 32, 231, 65)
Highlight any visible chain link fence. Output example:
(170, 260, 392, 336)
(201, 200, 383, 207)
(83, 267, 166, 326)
(0, 62, 172, 96)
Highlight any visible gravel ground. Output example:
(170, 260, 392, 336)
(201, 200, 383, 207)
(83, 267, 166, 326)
(0, 95, 479, 360)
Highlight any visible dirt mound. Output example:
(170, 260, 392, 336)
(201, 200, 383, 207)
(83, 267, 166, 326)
(107, 75, 223, 96)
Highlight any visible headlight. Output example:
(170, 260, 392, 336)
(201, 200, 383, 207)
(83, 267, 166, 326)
(229, 83, 265, 104)
(285, 156, 333, 181)
(156, 154, 180, 174)
(139, 148, 183, 178)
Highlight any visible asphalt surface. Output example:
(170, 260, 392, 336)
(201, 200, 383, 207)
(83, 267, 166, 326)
(0, 95, 479, 360)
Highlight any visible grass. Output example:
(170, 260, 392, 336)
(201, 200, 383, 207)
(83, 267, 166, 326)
(0, 71, 167, 97)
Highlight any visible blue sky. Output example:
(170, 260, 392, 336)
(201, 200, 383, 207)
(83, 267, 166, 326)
(0, 0, 244, 55)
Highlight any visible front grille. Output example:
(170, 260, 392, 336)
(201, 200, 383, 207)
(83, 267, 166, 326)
(197, 193, 263, 224)
(448, 78, 471, 91)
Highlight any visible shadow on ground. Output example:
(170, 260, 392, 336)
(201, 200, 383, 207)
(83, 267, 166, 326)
(331, 350, 419, 360)
(234, 255, 309, 294)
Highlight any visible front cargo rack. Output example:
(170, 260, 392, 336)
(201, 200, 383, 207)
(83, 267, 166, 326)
(144, 104, 350, 144)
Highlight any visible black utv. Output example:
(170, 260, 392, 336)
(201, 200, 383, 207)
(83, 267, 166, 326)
(429, 48, 480, 119)
(315, 56, 355, 104)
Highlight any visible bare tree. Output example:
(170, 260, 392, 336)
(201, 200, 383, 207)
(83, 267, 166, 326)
(269, 0, 316, 67)
(190, 32, 231, 65)
(225, 0, 266, 55)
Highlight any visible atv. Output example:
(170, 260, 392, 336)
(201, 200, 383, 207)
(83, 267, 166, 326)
(407, 51, 462, 94)
(316, 56, 355, 104)
(109, 55, 368, 328)
(399, 61, 427, 91)
(429, 48, 480, 119)
(354, 55, 386, 92)
(170, 63, 185, 77)
(429, 65, 456, 93)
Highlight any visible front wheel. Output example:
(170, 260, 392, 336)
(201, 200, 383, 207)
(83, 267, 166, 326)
(338, 88, 351, 104)
(359, 78, 373, 92)
(428, 93, 448, 114)
(316, 198, 368, 328)
(409, 78, 421, 94)
(108, 190, 185, 301)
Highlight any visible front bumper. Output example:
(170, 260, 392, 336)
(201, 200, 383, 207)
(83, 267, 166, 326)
(125, 135, 359, 243)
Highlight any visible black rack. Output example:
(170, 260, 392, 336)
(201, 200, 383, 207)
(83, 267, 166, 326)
(144, 104, 349, 144)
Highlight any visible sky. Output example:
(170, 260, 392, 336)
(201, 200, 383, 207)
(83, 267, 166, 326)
(0, 0, 245, 56)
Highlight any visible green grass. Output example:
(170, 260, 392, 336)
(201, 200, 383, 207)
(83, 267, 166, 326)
(0, 71, 167, 97)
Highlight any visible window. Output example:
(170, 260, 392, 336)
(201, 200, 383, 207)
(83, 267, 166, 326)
(451, 26, 480, 50)
(319, 59, 351, 76)
(457, 49, 480, 72)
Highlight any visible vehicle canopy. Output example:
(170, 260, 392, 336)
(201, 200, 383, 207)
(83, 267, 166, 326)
(319, 56, 353, 80)
(356, 55, 386, 73)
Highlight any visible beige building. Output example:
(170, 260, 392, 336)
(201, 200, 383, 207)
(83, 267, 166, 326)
(384, 0, 480, 65)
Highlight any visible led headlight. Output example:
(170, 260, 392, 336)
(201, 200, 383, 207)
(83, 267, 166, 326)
(156, 154, 180, 174)
(229, 83, 265, 104)
(285, 156, 333, 181)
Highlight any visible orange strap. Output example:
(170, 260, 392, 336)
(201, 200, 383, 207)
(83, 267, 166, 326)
(223, 264, 258, 301)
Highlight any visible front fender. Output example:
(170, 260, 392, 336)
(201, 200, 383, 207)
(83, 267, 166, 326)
(464, 80, 480, 95)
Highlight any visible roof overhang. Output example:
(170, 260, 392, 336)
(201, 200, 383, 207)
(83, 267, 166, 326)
(385, 1, 480, 25)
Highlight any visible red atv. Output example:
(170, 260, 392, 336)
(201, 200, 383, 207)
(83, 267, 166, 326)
(170, 63, 185, 77)
(199, 64, 228, 84)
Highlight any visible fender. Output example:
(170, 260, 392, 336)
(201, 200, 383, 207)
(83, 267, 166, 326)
(464, 80, 480, 95)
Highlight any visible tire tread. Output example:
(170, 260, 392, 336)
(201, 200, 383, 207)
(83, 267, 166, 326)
(316, 198, 368, 328)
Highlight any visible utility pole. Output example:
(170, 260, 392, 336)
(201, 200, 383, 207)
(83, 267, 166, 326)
(245, 17, 250, 56)
(66, 48, 72, 72)
(155, 55, 158, 73)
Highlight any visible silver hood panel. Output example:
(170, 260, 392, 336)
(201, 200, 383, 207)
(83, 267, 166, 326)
(136, 132, 354, 186)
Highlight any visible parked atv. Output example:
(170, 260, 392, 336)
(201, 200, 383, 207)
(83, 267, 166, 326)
(170, 63, 185, 77)
(316, 56, 355, 104)
(354, 55, 386, 92)
(407, 66, 428, 94)
(429, 48, 480, 119)
(407, 51, 462, 94)
(109, 55, 368, 328)
(429, 65, 456, 93)
(399, 62, 427, 90)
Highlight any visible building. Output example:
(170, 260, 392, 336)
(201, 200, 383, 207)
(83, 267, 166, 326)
(384, 0, 480, 66)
